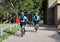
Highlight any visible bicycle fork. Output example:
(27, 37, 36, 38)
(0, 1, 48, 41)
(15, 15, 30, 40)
(35, 24, 39, 32)
(21, 26, 25, 37)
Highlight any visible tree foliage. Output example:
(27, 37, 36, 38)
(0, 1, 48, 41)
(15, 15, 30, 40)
(5, 0, 43, 14)
(0, 5, 4, 15)
(0, 0, 44, 23)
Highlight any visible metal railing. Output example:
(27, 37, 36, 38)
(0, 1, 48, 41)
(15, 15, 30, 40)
(0, 24, 18, 36)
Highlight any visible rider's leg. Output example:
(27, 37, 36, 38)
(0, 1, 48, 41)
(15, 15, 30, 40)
(20, 23, 24, 37)
(36, 24, 39, 30)
(34, 21, 39, 32)
(21, 25, 25, 35)
(33, 21, 36, 32)
(20, 23, 25, 32)
(22, 25, 25, 32)
(34, 22, 37, 32)
(21, 26, 23, 37)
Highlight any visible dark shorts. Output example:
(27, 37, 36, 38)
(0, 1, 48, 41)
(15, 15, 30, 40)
(20, 22, 26, 27)
(34, 21, 39, 24)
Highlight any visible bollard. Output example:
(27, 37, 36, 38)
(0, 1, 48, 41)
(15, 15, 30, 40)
(0, 29, 3, 36)
(16, 24, 18, 28)
(9, 25, 12, 31)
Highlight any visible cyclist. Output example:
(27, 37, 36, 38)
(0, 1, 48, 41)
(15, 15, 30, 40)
(32, 12, 40, 32)
(19, 12, 28, 37)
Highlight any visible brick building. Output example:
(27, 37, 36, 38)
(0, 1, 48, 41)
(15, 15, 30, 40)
(42, 0, 60, 28)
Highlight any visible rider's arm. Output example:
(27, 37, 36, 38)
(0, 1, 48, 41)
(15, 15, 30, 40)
(39, 16, 40, 20)
(26, 18, 28, 22)
(25, 16, 28, 22)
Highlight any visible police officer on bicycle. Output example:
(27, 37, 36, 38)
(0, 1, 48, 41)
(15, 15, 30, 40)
(32, 12, 40, 32)
(19, 12, 28, 37)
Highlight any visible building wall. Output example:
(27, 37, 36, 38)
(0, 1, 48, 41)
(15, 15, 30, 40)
(57, 5, 60, 20)
(47, 7, 55, 25)
(57, 0, 60, 3)
(46, 0, 58, 25)
(42, 0, 60, 28)
(48, 0, 57, 8)
(57, 5, 60, 28)
(54, 6, 57, 26)
(42, 0, 56, 25)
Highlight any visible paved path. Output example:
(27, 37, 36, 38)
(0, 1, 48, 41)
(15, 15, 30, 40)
(2, 25, 60, 42)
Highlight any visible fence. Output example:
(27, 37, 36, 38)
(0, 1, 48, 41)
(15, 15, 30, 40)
(0, 24, 18, 36)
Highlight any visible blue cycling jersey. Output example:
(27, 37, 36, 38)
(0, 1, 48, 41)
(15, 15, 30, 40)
(20, 16, 27, 22)
(32, 15, 40, 21)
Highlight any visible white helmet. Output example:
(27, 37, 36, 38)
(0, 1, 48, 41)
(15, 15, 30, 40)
(35, 12, 38, 16)
(21, 12, 24, 16)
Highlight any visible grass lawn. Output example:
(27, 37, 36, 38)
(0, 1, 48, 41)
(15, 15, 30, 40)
(0, 20, 43, 42)
(0, 24, 20, 42)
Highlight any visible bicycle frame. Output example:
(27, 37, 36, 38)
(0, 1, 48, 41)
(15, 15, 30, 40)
(21, 25, 25, 37)
(35, 24, 39, 32)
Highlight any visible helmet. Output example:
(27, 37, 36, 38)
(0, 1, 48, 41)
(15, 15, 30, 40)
(35, 12, 38, 16)
(21, 12, 24, 16)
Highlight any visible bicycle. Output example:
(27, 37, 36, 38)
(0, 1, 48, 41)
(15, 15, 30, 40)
(21, 25, 25, 37)
(34, 24, 39, 32)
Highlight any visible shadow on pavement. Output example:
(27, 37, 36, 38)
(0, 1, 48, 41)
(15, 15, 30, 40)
(27, 24, 56, 27)
(48, 33, 60, 42)
(14, 32, 21, 37)
(27, 24, 57, 31)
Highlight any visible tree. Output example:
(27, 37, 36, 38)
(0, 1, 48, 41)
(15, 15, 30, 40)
(0, 0, 44, 23)
(0, 5, 4, 15)
(0, 4, 5, 23)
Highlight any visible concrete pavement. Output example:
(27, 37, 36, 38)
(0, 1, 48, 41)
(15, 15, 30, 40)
(2, 25, 60, 42)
